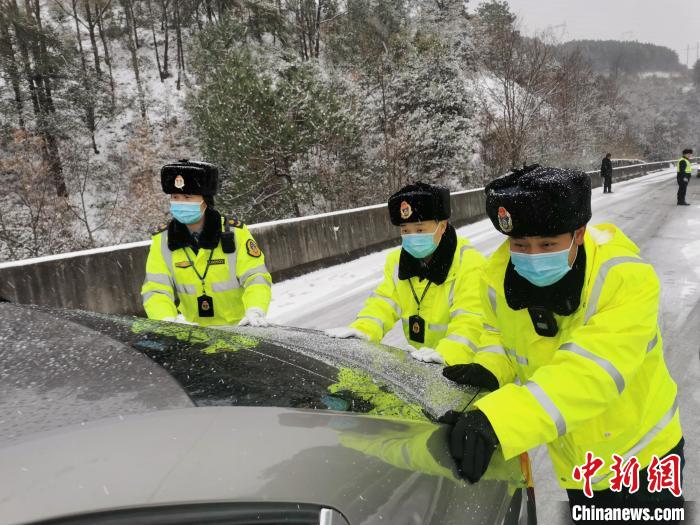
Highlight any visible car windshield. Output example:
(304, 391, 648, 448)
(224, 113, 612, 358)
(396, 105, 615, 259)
(80, 311, 430, 419)
(1, 305, 434, 444)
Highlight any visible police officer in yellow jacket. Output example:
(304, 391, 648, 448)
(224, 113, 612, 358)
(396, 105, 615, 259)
(325, 182, 485, 366)
(676, 148, 692, 205)
(442, 165, 684, 521)
(141, 160, 272, 327)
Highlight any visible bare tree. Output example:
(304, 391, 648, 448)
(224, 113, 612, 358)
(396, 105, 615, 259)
(95, 0, 116, 108)
(81, 0, 110, 78)
(3, 0, 67, 196)
(64, 147, 120, 247)
(287, 0, 326, 60)
(174, 0, 185, 89)
(57, 0, 100, 153)
(120, 0, 147, 119)
(146, 0, 164, 81)
(157, 0, 171, 78)
(476, 21, 559, 173)
(0, 11, 26, 128)
(0, 131, 74, 259)
(127, 0, 139, 47)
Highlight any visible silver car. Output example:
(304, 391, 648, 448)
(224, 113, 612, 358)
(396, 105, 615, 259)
(0, 303, 535, 524)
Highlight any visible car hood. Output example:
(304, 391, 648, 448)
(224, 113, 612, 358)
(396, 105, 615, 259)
(0, 304, 193, 443)
(0, 406, 517, 525)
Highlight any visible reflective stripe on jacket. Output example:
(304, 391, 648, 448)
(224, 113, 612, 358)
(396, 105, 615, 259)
(350, 237, 486, 365)
(141, 219, 271, 325)
(473, 224, 682, 491)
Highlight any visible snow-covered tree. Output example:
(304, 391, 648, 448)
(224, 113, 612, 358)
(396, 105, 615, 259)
(188, 15, 361, 221)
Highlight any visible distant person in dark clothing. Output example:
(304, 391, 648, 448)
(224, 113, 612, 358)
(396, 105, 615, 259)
(600, 153, 613, 193)
(677, 148, 693, 206)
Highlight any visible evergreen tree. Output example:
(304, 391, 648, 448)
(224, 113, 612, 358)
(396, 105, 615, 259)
(188, 15, 360, 220)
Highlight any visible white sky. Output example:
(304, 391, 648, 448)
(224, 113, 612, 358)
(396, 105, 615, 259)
(475, 0, 700, 68)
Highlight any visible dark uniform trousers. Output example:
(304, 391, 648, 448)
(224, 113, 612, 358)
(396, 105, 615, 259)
(603, 176, 612, 193)
(677, 174, 689, 204)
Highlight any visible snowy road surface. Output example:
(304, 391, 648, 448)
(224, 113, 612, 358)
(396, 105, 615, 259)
(268, 167, 699, 521)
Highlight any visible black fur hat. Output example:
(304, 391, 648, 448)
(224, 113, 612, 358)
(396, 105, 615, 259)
(485, 165, 592, 237)
(388, 182, 451, 225)
(161, 159, 219, 196)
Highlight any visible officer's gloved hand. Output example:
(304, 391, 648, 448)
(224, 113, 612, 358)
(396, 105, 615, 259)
(442, 363, 499, 391)
(324, 326, 370, 340)
(239, 308, 269, 327)
(447, 410, 499, 483)
(410, 347, 445, 364)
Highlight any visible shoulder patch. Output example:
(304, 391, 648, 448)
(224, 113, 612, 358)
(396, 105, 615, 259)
(246, 238, 262, 258)
(226, 214, 244, 229)
(150, 222, 169, 236)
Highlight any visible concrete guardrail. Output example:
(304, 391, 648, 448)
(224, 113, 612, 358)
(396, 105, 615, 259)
(0, 160, 685, 316)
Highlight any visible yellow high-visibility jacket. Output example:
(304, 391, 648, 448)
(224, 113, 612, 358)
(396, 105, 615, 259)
(677, 157, 692, 175)
(472, 224, 682, 491)
(350, 237, 486, 365)
(141, 213, 271, 326)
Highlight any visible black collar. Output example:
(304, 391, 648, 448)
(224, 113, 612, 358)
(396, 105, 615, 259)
(398, 223, 457, 285)
(167, 207, 221, 252)
(504, 244, 587, 315)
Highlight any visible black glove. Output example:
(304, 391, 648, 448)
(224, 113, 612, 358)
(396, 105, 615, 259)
(442, 363, 499, 391)
(437, 410, 461, 425)
(447, 410, 499, 483)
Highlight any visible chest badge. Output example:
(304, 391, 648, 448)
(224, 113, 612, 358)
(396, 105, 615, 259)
(407, 314, 425, 343)
(197, 294, 215, 317)
(175, 261, 192, 268)
(497, 206, 513, 233)
(174, 175, 185, 189)
(400, 201, 413, 220)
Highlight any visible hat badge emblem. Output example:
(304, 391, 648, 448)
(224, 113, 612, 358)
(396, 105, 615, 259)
(174, 175, 185, 189)
(497, 206, 513, 233)
(400, 201, 413, 220)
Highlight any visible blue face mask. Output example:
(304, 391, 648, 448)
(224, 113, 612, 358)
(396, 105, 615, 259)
(510, 237, 576, 287)
(170, 201, 203, 224)
(402, 225, 440, 259)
